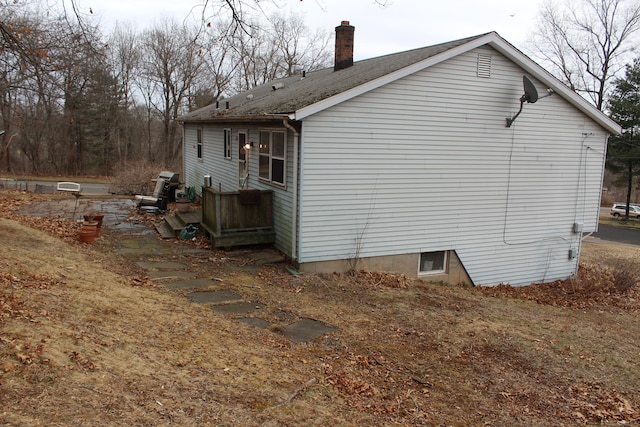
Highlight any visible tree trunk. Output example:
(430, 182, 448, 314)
(625, 160, 633, 218)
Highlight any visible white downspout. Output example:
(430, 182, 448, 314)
(283, 119, 299, 262)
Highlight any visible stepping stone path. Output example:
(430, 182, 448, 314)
(20, 197, 337, 343)
(210, 301, 266, 315)
(147, 271, 196, 280)
(284, 319, 337, 343)
(163, 278, 219, 290)
(139, 256, 337, 342)
(186, 290, 242, 304)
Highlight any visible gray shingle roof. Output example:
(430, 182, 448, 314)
(179, 33, 488, 122)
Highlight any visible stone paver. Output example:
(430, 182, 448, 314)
(20, 197, 138, 226)
(147, 271, 196, 280)
(163, 278, 219, 290)
(211, 301, 265, 315)
(136, 261, 187, 270)
(187, 290, 242, 304)
(284, 319, 337, 343)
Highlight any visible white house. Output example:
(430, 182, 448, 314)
(179, 22, 620, 286)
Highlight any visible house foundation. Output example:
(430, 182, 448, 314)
(298, 250, 473, 285)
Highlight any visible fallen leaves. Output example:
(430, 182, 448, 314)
(0, 192, 79, 244)
(476, 262, 640, 310)
(569, 381, 640, 424)
(2, 189, 640, 426)
(0, 271, 64, 324)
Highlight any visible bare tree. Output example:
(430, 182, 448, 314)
(268, 12, 332, 77)
(140, 18, 205, 166)
(190, 19, 239, 105)
(198, 0, 390, 29)
(228, 11, 331, 93)
(107, 23, 141, 168)
(529, 0, 640, 110)
(0, 0, 339, 175)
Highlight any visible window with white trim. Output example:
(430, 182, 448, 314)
(259, 130, 286, 186)
(419, 251, 447, 275)
(223, 128, 232, 159)
(196, 128, 203, 160)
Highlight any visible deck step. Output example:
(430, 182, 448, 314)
(155, 208, 203, 240)
(155, 221, 177, 239)
(164, 215, 186, 232)
(175, 208, 202, 225)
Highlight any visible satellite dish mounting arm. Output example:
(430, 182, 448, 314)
(505, 75, 539, 128)
(505, 95, 526, 128)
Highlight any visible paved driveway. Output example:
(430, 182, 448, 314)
(592, 224, 640, 246)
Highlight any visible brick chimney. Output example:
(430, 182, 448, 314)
(334, 21, 354, 71)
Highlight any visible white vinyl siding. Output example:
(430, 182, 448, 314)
(183, 124, 238, 193)
(245, 127, 294, 255)
(184, 123, 296, 257)
(297, 46, 608, 286)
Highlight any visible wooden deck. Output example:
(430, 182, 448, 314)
(200, 188, 275, 248)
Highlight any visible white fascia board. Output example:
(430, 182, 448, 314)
(292, 33, 497, 121)
(486, 34, 621, 135)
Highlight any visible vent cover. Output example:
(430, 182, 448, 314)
(477, 53, 492, 78)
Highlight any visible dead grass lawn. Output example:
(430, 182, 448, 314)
(1, 191, 639, 426)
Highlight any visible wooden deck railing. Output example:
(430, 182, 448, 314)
(200, 188, 275, 247)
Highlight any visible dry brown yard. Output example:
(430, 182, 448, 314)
(1, 190, 639, 426)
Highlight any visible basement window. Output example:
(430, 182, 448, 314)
(419, 251, 447, 275)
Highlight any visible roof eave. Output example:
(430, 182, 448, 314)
(292, 33, 496, 121)
(291, 32, 621, 135)
(485, 34, 621, 135)
(178, 113, 291, 124)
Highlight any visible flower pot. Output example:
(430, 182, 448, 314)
(79, 229, 96, 244)
(79, 221, 99, 243)
(83, 214, 104, 236)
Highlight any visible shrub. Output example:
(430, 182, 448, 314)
(107, 161, 169, 195)
(606, 258, 640, 291)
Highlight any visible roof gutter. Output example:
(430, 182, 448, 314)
(177, 114, 291, 124)
(282, 118, 300, 263)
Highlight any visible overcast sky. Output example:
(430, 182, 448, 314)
(89, 0, 544, 59)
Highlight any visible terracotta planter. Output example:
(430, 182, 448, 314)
(83, 214, 104, 236)
(79, 229, 95, 244)
(79, 221, 99, 243)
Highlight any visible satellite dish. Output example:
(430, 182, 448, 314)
(506, 75, 539, 127)
(522, 75, 538, 103)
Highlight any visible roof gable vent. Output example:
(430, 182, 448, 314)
(477, 53, 492, 78)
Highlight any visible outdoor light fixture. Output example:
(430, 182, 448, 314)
(244, 141, 253, 150)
